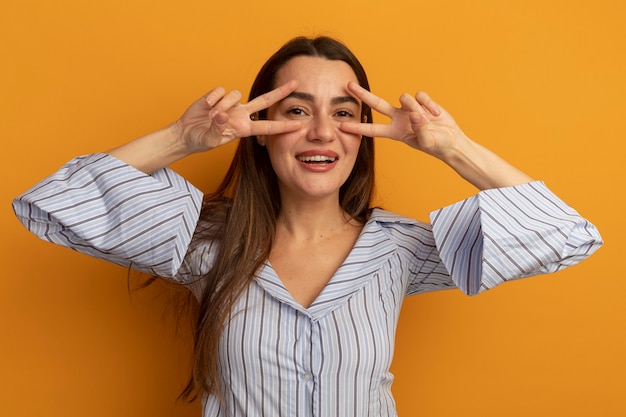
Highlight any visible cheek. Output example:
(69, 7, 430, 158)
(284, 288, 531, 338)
(265, 138, 293, 167)
(346, 138, 366, 170)
(345, 136, 363, 157)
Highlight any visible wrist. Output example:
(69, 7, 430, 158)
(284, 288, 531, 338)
(165, 121, 195, 158)
(106, 124, 193, 175)
(435, 133, 473, 166)
(439, 135, 533, 190)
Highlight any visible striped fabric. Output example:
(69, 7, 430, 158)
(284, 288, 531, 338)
(13, 153, 603, 417)
(13, 153, 203, 278)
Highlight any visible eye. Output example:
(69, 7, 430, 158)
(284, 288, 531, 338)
(287, 106, 308, 117)
(335, 109, 355, 118)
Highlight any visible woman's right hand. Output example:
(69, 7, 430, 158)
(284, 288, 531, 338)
(174, 80, 302, 153)
(107, 81, 301, 174)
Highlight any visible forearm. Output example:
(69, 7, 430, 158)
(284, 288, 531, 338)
(106, 123, 191, 175)
(441, 135, 533, 190)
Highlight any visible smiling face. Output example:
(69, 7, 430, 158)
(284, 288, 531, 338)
(261, 55, 363, 205)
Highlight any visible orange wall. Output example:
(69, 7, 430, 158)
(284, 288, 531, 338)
(1, 1, 624, 416)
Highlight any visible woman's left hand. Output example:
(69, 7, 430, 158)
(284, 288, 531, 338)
(340, 81, 466, 161)
(341, 82, 534, 190)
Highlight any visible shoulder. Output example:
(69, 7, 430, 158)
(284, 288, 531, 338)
(368, 208, 421, 225)
(365, 208, 434, 247)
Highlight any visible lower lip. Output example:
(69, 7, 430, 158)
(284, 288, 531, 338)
(297, 159, 338, 172)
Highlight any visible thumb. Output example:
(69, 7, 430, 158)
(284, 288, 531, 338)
(211, 111, 229, 129)
(409, 112, 429, 130)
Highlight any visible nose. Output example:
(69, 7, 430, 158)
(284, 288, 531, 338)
(305, 115, 336, 143)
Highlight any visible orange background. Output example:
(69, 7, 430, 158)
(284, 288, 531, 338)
(1, 1, 624, 416)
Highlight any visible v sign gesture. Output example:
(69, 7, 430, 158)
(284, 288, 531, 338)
(339, 81, 464, 159)
(108, 81, 302, 175)
(177, 80, 302, 153)
(339, 81, 533, 190)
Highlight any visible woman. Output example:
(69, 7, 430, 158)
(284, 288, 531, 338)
(13, 36, 602, 416)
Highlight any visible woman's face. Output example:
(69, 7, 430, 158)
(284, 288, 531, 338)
(261, 55, 363, 204)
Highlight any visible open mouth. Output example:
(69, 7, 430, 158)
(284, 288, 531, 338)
(297, 155, 338, 164)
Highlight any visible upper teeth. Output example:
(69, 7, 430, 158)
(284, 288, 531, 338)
(298, 155, 337, 162)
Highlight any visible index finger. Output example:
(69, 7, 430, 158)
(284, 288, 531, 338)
(347, 81, 397, 118)
(339, 121, 393, 139)
(245, 80, 298, 114)
(249, 120, 302, 137)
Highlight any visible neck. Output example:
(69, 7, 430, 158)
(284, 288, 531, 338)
(277, 196, 356, 241)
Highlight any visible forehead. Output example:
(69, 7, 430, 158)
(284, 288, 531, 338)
(274, 56, 359, 89)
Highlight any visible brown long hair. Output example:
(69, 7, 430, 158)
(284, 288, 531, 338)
(181, 36, 376, 401)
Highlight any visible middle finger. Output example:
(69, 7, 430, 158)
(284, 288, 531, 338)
(347, 81, 397, 117)
(246, 80, 298, 114)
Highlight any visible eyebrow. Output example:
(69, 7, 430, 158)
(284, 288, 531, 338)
(285, 91, 360, 106)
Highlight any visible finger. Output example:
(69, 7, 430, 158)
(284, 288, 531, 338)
(415, 91, 441, 117)
(213, 89, 243, 112)
(339, 121, 392, 138)
(211, 110, 229, 127)
(409, 112, 428, 129)
(399, 93, 430, 127)
(246, 80, 298, 114)
(249, 120, 302, 136)
(203, 86, 226, 107)
(346, 81, 397, 118)
(398, 93, 423, 113)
